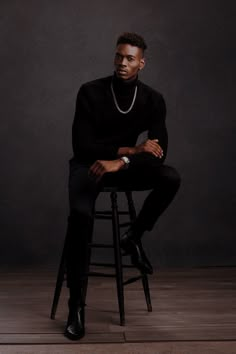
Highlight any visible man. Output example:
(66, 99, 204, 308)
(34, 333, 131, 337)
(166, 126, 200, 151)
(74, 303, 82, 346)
(64, 32, 181, 340)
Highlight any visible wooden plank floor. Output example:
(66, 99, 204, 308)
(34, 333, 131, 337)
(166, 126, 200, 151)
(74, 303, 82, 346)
(0, 267, 236, 349)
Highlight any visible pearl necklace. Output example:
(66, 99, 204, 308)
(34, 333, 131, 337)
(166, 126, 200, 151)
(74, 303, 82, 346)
(110, 82, 137, 114)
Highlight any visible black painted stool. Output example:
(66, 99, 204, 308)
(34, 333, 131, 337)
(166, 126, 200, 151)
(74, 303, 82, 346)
(50, 187, 152, 326)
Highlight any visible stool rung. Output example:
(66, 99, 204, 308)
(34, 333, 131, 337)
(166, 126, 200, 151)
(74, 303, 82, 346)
(89, 271, 115, 277)
(123, 275, 143, 285)
(90, 262, 136, 268)
(96, 211, 130, 215)
(90, 262, 116, 267)
(95, 215, 112, 220)
(119, 222, 131, 227)
(89, 243, 113, 248)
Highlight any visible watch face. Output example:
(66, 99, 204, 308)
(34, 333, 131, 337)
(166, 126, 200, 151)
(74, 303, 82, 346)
(122, 156, 130, 164)
(121, 156, 130, 169)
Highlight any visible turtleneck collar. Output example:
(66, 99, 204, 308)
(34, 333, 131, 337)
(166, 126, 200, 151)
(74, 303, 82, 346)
(112, 71, 138, 94)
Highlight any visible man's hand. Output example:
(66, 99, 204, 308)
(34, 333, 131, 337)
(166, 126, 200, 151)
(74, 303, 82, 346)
(133, 139, 163, 158)
(88, 159, 125, 183)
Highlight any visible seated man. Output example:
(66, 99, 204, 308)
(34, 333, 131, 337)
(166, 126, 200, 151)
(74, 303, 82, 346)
(64, 32, 181, 340)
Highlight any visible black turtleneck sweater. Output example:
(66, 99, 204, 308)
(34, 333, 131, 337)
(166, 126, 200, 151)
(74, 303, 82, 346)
(72, 73, 168, 167)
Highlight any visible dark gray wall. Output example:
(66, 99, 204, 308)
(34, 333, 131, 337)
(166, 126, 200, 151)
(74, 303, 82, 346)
(0, 0, 235, 267)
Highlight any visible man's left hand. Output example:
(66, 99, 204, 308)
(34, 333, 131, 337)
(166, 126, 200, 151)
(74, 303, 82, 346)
(88, 159, 125, 183)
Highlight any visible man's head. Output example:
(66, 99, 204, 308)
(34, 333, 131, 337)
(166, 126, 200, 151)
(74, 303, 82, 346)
(114, 32, 147, 80)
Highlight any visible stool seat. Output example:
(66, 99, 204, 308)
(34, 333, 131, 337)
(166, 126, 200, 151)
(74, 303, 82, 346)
(50, 188, 152, 326)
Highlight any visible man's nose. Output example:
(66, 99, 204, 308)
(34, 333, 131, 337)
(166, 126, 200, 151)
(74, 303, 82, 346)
(119, 57, 127, 66)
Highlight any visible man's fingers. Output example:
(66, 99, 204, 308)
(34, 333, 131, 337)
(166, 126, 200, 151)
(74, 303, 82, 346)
(145, 146, 162, 156)
(151, 142, 163, 156)
(148, 146, 164, 158)
(89, 161, 108, 182)
(94, 166, 106, 183)
(94, 164, 105, 177)
(89, 162, 102, 179)
(146, 140, 161, 149)
(89, 163, 99, 177)
(137, 139, 163, 158)
(95, 171, 105, 183)
(148, 138, 159, 143)
(145, 142, 163, 156)
(147, 147, 160, 157)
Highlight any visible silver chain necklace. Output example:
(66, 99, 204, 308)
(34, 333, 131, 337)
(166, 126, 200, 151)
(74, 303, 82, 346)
(110, 82, 137, 114)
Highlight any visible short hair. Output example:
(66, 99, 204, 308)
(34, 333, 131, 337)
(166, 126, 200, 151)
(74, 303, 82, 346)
(116, 32, 147, 52)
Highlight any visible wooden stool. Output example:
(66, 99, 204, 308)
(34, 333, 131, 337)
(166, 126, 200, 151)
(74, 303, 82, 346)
(50, 187, 152, 326)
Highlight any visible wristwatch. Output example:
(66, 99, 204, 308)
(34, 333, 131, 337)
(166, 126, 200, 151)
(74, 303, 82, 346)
(120, 156, 130, 169)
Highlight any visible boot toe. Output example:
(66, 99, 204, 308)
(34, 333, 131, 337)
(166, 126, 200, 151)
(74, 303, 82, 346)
(64, 307, 85, 340)
(64, 324, 85, 340)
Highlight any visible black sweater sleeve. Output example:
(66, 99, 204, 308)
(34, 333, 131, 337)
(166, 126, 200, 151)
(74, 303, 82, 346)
(72, 85, 118, 163)
(129, 92, 168, 167)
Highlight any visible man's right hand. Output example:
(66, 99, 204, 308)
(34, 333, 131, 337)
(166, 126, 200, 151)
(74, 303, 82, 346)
(133, 139, 163, 158)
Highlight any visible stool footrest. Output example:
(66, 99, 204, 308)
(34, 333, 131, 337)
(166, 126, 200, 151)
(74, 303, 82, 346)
(90, 262, 135, 268)
(89, 243, 113, 248)
(95, 215, 112, 220)
(96, 211, 130, 215)
(89, 271, 116, 277)
(123, 275, 144, 285)
(119, 222, 132, 228)
(90, 262, 116, 267)
(88, 271, 144, 286)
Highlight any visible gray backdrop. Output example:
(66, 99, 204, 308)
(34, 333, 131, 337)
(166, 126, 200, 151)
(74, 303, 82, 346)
(0, 0, 235, 267)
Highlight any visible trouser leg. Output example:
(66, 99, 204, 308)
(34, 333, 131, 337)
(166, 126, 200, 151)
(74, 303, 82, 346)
(102, 163, 181, 239)
(65, 213, 93, 297)
(65, 159, 101, 304)
(133, 165, 181, 238)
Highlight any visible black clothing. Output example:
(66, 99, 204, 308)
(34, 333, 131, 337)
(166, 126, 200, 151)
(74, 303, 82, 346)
(72, 73, 168, 167)
(64, 301, 85, 340)
(66, 74, 181, 291)
(66, 161, 180, 289)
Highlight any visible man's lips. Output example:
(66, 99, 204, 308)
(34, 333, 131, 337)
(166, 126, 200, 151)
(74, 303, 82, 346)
(117, 69, 127, 74)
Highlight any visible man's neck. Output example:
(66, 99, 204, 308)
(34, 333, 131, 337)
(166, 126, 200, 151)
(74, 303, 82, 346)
(112, 72, 138, 90)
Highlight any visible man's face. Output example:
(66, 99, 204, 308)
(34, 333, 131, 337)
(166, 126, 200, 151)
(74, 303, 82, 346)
(114, 43, 145, 80)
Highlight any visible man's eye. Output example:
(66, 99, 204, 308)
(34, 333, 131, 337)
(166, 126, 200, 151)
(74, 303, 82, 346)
(128, 57, 134, 61)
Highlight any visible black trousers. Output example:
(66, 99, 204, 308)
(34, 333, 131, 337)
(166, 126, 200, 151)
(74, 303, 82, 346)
(65, 157, 181, 290)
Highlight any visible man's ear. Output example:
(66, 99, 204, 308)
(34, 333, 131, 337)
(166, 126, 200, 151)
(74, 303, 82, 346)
(139, 58, 145, 71)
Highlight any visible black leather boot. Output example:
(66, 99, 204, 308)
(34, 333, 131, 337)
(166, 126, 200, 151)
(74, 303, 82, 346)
(120, 228, 153, 274)
(64, 299, 85, 340)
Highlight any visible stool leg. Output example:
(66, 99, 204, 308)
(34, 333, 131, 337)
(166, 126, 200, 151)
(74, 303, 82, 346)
(50, 240, 66, 319)
(142, 274, 152, 312)
(111, 191, 125, 326)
